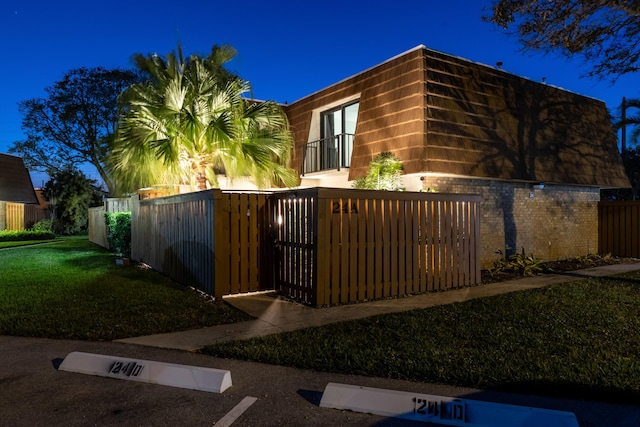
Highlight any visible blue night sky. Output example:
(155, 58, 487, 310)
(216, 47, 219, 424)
(1, 0, 637, 187)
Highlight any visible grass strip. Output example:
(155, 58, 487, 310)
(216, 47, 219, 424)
(0, 238, 252, 340)
(0, 240, 56, 249)
(203, 273, 640, 403)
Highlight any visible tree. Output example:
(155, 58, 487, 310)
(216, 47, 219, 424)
(10, 67, 143, 194)
(43, 168, 104, 235)
(615, 97, 640, 153)
(484, 1, 640, 80)
(602, 147, 640, 200)
(109, 44, 297, 193)
(352, 152, 404, 190)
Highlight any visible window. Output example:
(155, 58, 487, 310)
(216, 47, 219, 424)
(305, 101, 359, 173)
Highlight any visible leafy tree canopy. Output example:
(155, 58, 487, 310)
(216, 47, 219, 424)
(10, 67, 144, 194)
(43, 167, 104, 235)
(484, 1, 640, 80)
(110, 44, 297, 193)
(352, 152, 404, 191)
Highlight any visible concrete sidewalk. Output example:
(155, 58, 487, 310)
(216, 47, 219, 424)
(116, 262, 640, 351)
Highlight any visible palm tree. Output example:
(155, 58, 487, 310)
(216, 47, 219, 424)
(109, 44, 297, 193)
(616, 97, 640, 153)
(352, 152, 404, 190)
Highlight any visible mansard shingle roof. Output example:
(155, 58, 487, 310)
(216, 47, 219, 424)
(285, 45, 630, 188)
(0, 153, 38, 204)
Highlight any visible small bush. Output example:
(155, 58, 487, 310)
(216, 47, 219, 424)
(488, 248, 544, 277)
(0, 230, 55, 242)
(105, 212, 131, 258)
(352, 152, 404, 191)
(31, 219, 53, 232)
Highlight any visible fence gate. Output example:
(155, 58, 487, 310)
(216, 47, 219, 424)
(269, 189, 318, 305)
(213, 191, 271, 297)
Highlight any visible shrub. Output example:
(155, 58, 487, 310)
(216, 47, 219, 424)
(105, 212, 131, 258)
(30, 219, 53, 232)
(488, 248, 544, 277)
(43, 167, 103, 235)
(352, 152, 404, 191)
(0, 230, 55, 242)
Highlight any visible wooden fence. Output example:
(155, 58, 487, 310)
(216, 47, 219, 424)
(24, 204, 48, 229)
(213, 191, 272, 295)
(95, 188, 482, 306)
(131, 190, 271, 297)
(105, 198, 132, 213)
(599, 201, 640, 257)
(0, 201, 48, 231)
(271, 188, 482, 306)
(88, 198, 135, 249)
(4, 202, 24, 230)
(88, 205, 108, 248)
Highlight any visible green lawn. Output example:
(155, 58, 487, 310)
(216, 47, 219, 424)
(0, 237, 252, 340)
(0, 240, 55, 249)
(6, 236, 640, 404)
(203, 273, 640, 404)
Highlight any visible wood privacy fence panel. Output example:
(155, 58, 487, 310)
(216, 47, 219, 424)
(131, 190, 269, 298)
(315, 189, 481, 306)
(88, 206, 108, 248)
(214, 192, 271, 296)
(132, 191, 215, 295)
(5, 202, 25, 231)
(599, 201, 640, 258)
(272, 188, 482, 307)
(24, 204, 48, 228)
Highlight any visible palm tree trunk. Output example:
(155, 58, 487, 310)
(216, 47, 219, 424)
(196, 172, 207, 191)
(195, 160, 208, 191)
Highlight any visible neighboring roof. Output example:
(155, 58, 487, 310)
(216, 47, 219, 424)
(286, 45, 630, 189)
(0, 154, 39, 204)
(34, 189, 48, 207)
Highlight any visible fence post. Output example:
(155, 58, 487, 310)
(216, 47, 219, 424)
(213, 190, 229, 300)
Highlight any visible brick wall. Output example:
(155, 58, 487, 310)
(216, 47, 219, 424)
(421, 177, 600, 267)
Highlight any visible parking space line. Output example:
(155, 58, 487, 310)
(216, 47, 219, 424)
(214, 396, 258, 426)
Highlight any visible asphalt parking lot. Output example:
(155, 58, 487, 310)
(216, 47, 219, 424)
(3, 335, 640, 426)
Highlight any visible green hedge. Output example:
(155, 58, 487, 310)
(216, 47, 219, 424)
(105, 212, 131, 258)
(0, 230, 56, 242)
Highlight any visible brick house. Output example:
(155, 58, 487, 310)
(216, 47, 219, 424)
(283, 45, 630, 266)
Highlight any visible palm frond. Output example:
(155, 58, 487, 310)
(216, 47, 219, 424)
(110, 43, 297, 192)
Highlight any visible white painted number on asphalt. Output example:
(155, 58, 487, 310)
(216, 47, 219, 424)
(214, 396, 258, 427)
